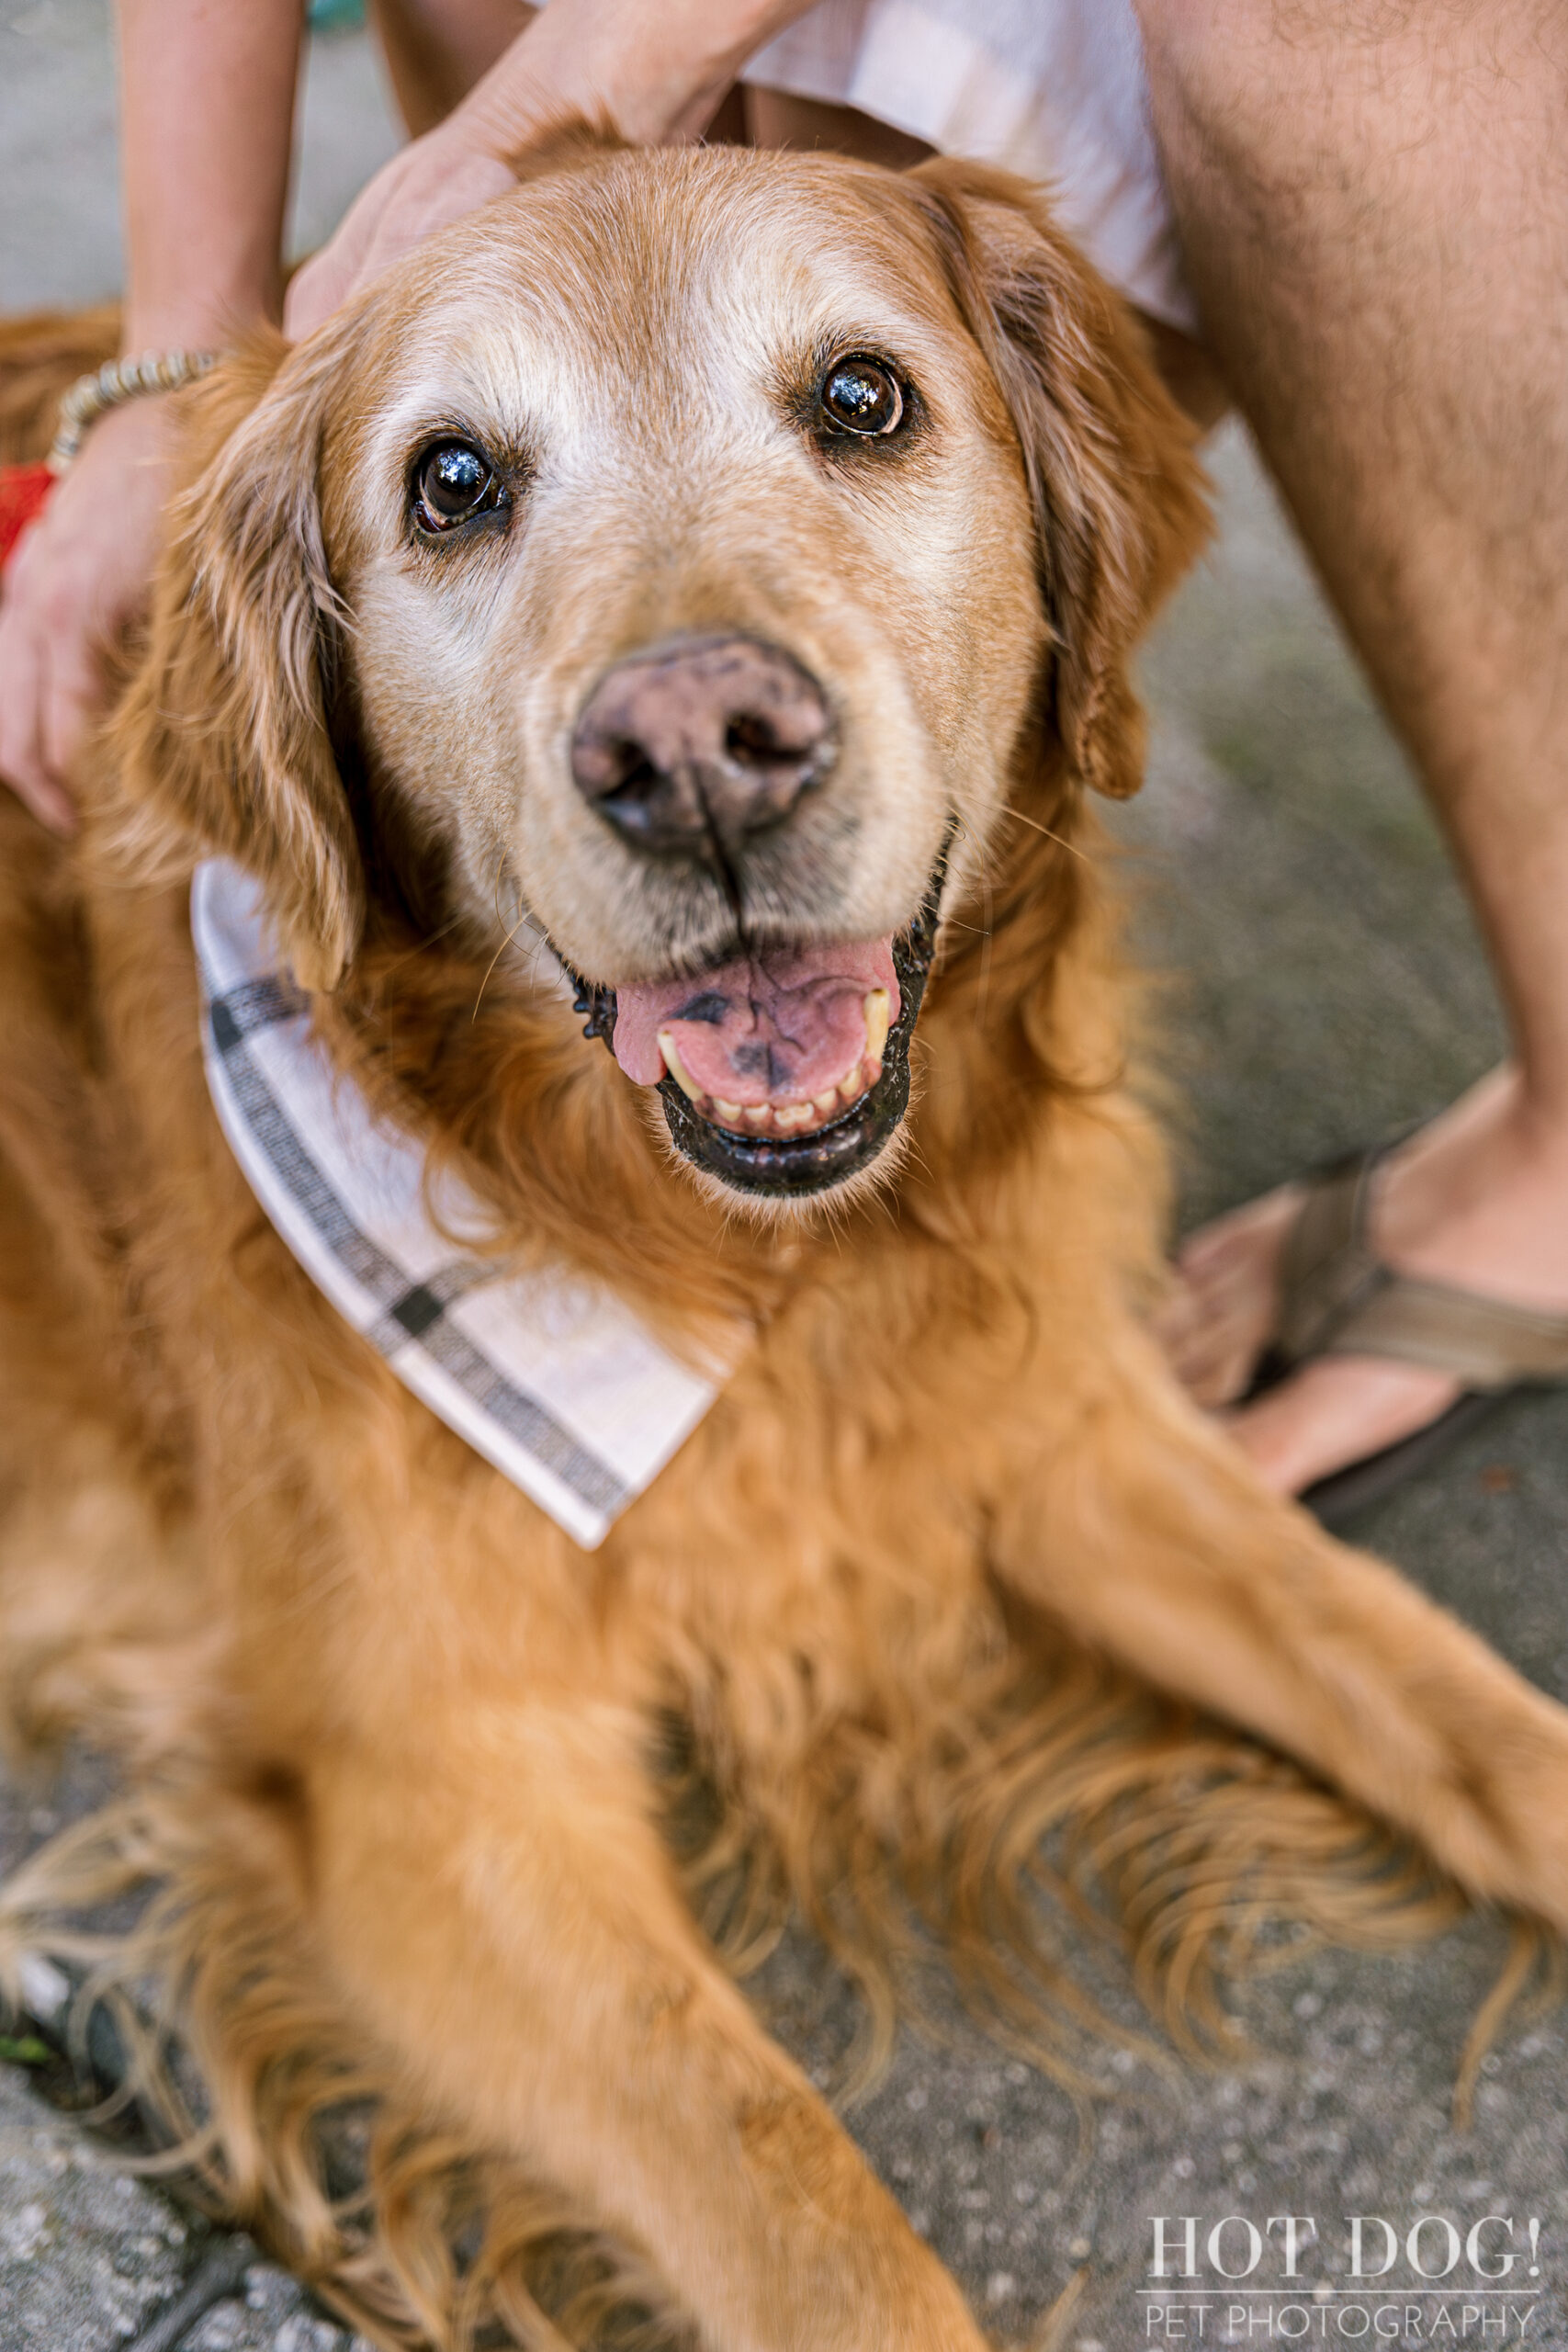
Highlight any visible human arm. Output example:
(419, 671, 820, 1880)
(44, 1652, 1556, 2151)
(0, 0, 303, 828)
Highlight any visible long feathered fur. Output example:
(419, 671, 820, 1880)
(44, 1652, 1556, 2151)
(1, 154, 1560, 2352)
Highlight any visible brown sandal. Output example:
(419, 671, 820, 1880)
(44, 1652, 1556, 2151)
(1262, 1141, 1568, 1527)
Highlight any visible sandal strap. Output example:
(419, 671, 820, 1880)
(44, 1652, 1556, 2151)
(1276, 1142, 1568, 1392)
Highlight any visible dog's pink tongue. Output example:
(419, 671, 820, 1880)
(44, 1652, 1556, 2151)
(613, 941, 899, 1101)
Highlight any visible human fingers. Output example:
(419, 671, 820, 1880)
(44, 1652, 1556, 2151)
(1149, 1250, 1250, 1354)
(1171, 1185, 1303, 1283)
(0, 529, 78, 832)
(1164, 1321, 1260, 1410)
(0, 639, 76, 831)
(283, 182, 381, 342)
(39, 594, 108, 799)
(286, 137, 514, 340)
(0, 397, 175, 822)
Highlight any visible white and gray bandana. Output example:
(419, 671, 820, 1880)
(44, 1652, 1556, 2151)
(191, 860, 730, 1549)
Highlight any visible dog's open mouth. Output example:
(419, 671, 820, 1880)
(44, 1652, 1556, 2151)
(571, 843, 949, 1198)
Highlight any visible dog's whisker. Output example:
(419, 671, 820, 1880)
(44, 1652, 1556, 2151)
(974, 871, 996, 1034)
(471, 910, 530, 1022)
(998, 802, 1089, 861)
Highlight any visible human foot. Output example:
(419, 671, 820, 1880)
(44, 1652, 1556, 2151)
(1155, 1067, 1568, 1498)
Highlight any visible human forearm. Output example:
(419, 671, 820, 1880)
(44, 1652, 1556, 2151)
(117, 0, 303, 350)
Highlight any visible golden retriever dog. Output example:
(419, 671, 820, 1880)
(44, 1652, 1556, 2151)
(3, 138, 1568, 2351)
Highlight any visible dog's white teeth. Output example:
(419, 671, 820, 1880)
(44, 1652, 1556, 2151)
(659, 989, 892, 1141)
(664, 1048, 880, 1139)
(658, 1030, 704, 1103)
(863, 988, 891, 1068)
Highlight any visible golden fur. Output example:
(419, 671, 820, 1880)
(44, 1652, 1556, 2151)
(2, 146, 1567, 2351)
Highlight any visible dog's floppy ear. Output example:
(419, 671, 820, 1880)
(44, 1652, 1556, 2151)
(909, 158, 1209, 798)
(118, 325, 365, 990)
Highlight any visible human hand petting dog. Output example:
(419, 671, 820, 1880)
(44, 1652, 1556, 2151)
(0, 0, 812, 827)
(0, 399, 175, 834)
(286, 0, 812, 340)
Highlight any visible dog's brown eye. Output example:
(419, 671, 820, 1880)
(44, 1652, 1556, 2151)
(412, 441, 502, 531)
(819, 356, 904, 437)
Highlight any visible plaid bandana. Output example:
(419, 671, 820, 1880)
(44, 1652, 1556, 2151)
(191, 860, 731, 1547)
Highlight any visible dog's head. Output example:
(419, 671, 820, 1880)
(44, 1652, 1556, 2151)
(123, 142, 1203, 1214)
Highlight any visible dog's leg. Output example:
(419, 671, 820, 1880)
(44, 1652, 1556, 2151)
(990, 1330, 1568, 1932)
(308, 1703, 986, 2352)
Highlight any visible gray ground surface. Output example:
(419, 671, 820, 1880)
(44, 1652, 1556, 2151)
(3, 6, 1566, 2348)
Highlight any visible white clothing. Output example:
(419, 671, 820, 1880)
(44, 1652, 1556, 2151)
(742, 0, 1196, 333)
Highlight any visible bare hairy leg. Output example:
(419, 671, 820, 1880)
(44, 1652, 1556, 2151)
(1135, 0, 1568, 1495)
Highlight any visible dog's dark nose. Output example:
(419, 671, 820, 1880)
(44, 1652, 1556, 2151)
(570, 635, 836, 856)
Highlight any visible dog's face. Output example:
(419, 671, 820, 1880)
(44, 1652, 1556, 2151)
(129, 144, 1202, 1206)
(339, 150, 1043, 1195)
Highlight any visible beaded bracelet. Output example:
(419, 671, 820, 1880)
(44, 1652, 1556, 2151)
(47, 347, 220, 474)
